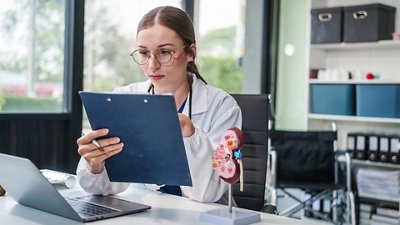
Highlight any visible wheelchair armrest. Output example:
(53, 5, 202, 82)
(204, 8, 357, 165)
(269, 149, 277, 188)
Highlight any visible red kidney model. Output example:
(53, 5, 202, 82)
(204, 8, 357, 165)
(212, 127, 244, 191)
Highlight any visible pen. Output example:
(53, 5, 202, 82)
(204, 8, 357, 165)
(81, 131, 101, 148)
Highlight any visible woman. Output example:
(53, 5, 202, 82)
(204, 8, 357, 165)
(76, 6, 242, 204)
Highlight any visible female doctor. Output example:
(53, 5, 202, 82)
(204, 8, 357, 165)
(76, 6, 242, 204)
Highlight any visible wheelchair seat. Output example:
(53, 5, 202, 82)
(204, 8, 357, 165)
(269, 130, 355, 225)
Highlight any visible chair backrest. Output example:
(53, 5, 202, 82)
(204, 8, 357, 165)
(231, 94, 268, 211)
(270, 130, 337, 189)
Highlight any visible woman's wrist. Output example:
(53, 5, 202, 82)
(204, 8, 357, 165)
(87, 162, 105, 174)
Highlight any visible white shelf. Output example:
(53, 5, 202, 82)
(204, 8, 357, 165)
(309, 80, 400, 84)
(308, 114, 400, 124)
(351, 159, 400, 170)
(359, 193, 399, 204)
(311, 40, 400, 50)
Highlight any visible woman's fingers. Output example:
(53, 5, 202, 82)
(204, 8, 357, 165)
(82, 142, 124, 159)
(77, 128, 109, 145)
(77, 129, 124, 174)
(84, 145, 124, 174)
(96, 137, 121, 148)
(178, 113, 195, 137)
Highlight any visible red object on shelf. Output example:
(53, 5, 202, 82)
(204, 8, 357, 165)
(366, 73, 374, 80)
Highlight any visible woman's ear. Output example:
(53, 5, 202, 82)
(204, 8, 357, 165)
(186, 44, 196, 62)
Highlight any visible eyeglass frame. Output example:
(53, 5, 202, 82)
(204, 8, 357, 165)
(129, 44, 190, 66)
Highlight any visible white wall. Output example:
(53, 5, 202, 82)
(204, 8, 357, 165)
(274, 0, 310, 130)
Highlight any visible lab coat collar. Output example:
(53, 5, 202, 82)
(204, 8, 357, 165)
(144, 73, 208, 116)
(188, 74, 208, 116)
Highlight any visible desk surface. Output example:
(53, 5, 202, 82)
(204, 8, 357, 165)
(0, 185, 306, 225)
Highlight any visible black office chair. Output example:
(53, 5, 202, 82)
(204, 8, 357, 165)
(231, 94, 270, 212)
(269, 130, 355, 225)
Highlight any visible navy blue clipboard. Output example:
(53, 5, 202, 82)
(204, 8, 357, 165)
(79, 91, 192, 186)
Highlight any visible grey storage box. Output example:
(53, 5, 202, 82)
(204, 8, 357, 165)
(343, 4, 396, 42)
(311, 7, 343, 43)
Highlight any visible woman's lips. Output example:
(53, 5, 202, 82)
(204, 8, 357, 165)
(149, 75, 165, 81)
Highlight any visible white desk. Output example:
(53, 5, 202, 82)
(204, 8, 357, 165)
(0, 185, 307, 225)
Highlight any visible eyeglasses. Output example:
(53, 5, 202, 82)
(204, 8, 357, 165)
(130, 45, 188, 65)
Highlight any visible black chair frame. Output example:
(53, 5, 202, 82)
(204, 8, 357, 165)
(231, 94, 269, 212)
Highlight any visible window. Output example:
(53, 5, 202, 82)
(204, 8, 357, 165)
(83, 0, 182, 93)
(196, 0, 246, 93)
(83, 0, 181, 128)
(0, 0, 66, 113)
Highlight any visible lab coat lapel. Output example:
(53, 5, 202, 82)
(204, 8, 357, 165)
(184, 75, 208, 116)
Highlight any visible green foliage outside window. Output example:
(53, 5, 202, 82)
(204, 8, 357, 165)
(200, 56, 242, 93)
(1, 96, 62, 112)
(0, 0, 65, 113)
(198, 26, 243, 93)
(0, 90, 5, 110)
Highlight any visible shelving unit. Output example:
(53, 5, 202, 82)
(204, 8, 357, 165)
(276, 1, 400, 223)
(307, 42, 400, 148)
(309, 80, 400, 84)
(308, 114, 400, 124)
(310, 40, 400, 50)
(307, 30, 400, 150)
(307, 1, 400, 223)
(351, 159, 400, 170)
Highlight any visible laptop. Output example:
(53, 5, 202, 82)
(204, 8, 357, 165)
(79, 92, 192, 186)
(0, 153, 151, 222)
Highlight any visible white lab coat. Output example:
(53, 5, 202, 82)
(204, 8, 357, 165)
(77, 74, 242, 204)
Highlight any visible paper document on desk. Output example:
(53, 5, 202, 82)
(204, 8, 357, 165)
(40, 169, 77, 188)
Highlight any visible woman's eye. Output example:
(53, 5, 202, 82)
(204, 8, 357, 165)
(159, 49, 172, 55)
(138, 50, 149, 56)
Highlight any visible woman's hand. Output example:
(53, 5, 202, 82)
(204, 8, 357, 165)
(0, 185, 5, 196)
(178, 113, 195, 137)
(77, 129, 124, 174)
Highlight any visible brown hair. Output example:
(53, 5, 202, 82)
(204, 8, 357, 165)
(137, 6, 207, 84)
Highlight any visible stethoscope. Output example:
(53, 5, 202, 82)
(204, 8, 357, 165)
(147, 77, 193, 119)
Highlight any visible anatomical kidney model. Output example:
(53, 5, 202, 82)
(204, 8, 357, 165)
(212, 127, 244, 191)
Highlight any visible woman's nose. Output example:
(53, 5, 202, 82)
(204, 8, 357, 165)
(147, 54, 161, 70)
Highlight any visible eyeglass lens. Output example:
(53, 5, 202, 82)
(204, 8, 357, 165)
(131, 49, 173, 65)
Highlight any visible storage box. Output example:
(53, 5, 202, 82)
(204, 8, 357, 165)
(311, 7, 343, 43)
(343, 4, 396, 42)
(310, 84, 355, 115)
(356, 84, 400, 118)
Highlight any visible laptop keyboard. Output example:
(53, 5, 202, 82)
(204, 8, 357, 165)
(66, 197, 120, 217)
